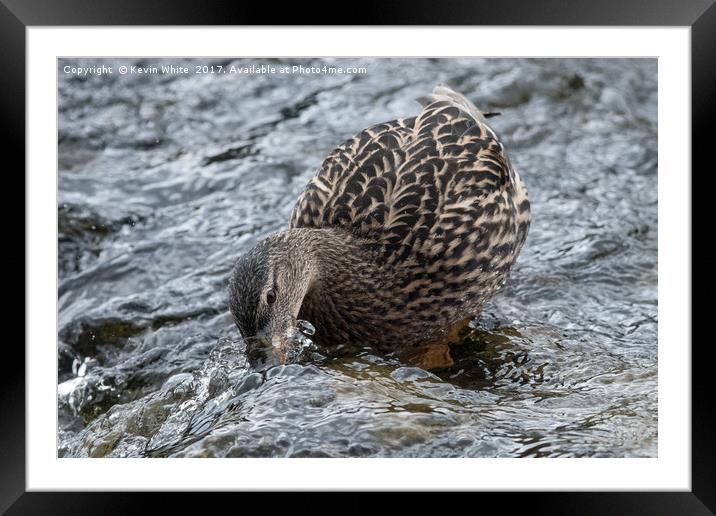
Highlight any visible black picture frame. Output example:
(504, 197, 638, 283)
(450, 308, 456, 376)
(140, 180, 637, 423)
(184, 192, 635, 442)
(4, 0, 713, 513)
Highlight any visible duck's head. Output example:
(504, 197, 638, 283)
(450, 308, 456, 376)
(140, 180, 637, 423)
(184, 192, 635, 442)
(228, 231, 317, 365)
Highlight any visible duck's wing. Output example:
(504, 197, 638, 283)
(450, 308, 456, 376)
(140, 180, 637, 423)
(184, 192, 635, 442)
(289, 85, 529, 264)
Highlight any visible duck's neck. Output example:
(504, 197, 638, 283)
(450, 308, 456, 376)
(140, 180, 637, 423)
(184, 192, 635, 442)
(285, 227, 397, 347)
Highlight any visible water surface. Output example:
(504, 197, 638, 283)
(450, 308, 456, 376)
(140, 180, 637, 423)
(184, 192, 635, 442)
(58, 58, 657, 458)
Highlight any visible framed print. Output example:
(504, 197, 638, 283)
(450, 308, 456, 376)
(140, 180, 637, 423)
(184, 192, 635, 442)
(5, 0, 714, 512)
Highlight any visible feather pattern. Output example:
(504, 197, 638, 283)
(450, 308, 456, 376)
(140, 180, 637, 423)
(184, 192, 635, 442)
(290, 85, 530, 311)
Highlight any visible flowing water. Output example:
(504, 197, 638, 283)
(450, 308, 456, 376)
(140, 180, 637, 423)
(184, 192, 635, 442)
(57, 58, 657, 458)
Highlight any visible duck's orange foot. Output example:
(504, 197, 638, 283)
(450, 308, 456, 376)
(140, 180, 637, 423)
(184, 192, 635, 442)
(397, 317, 474, 370)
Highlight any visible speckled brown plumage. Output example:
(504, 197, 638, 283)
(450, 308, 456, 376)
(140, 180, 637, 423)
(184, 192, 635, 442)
(229, 85, 530, 363)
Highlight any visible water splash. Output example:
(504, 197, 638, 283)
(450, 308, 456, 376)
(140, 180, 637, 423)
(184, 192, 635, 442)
(282, 319, 318, 363)
(297, 319, 316, 336)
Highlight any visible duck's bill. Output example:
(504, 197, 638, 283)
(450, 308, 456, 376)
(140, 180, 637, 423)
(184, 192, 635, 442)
(245, 325, 317, 367)
(244, 334, 282, 369)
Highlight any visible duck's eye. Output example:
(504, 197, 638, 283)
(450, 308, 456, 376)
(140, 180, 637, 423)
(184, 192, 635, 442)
(265, 288, 277, 305)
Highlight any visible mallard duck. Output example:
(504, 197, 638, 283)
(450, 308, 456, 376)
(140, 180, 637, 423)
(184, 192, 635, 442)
(229, 84, 530, 365)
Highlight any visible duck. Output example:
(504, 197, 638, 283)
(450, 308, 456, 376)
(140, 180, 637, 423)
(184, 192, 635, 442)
(228, 84, 530, 367)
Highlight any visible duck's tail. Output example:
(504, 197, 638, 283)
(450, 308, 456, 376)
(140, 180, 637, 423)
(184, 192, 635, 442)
(416, 84, 500, 123)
